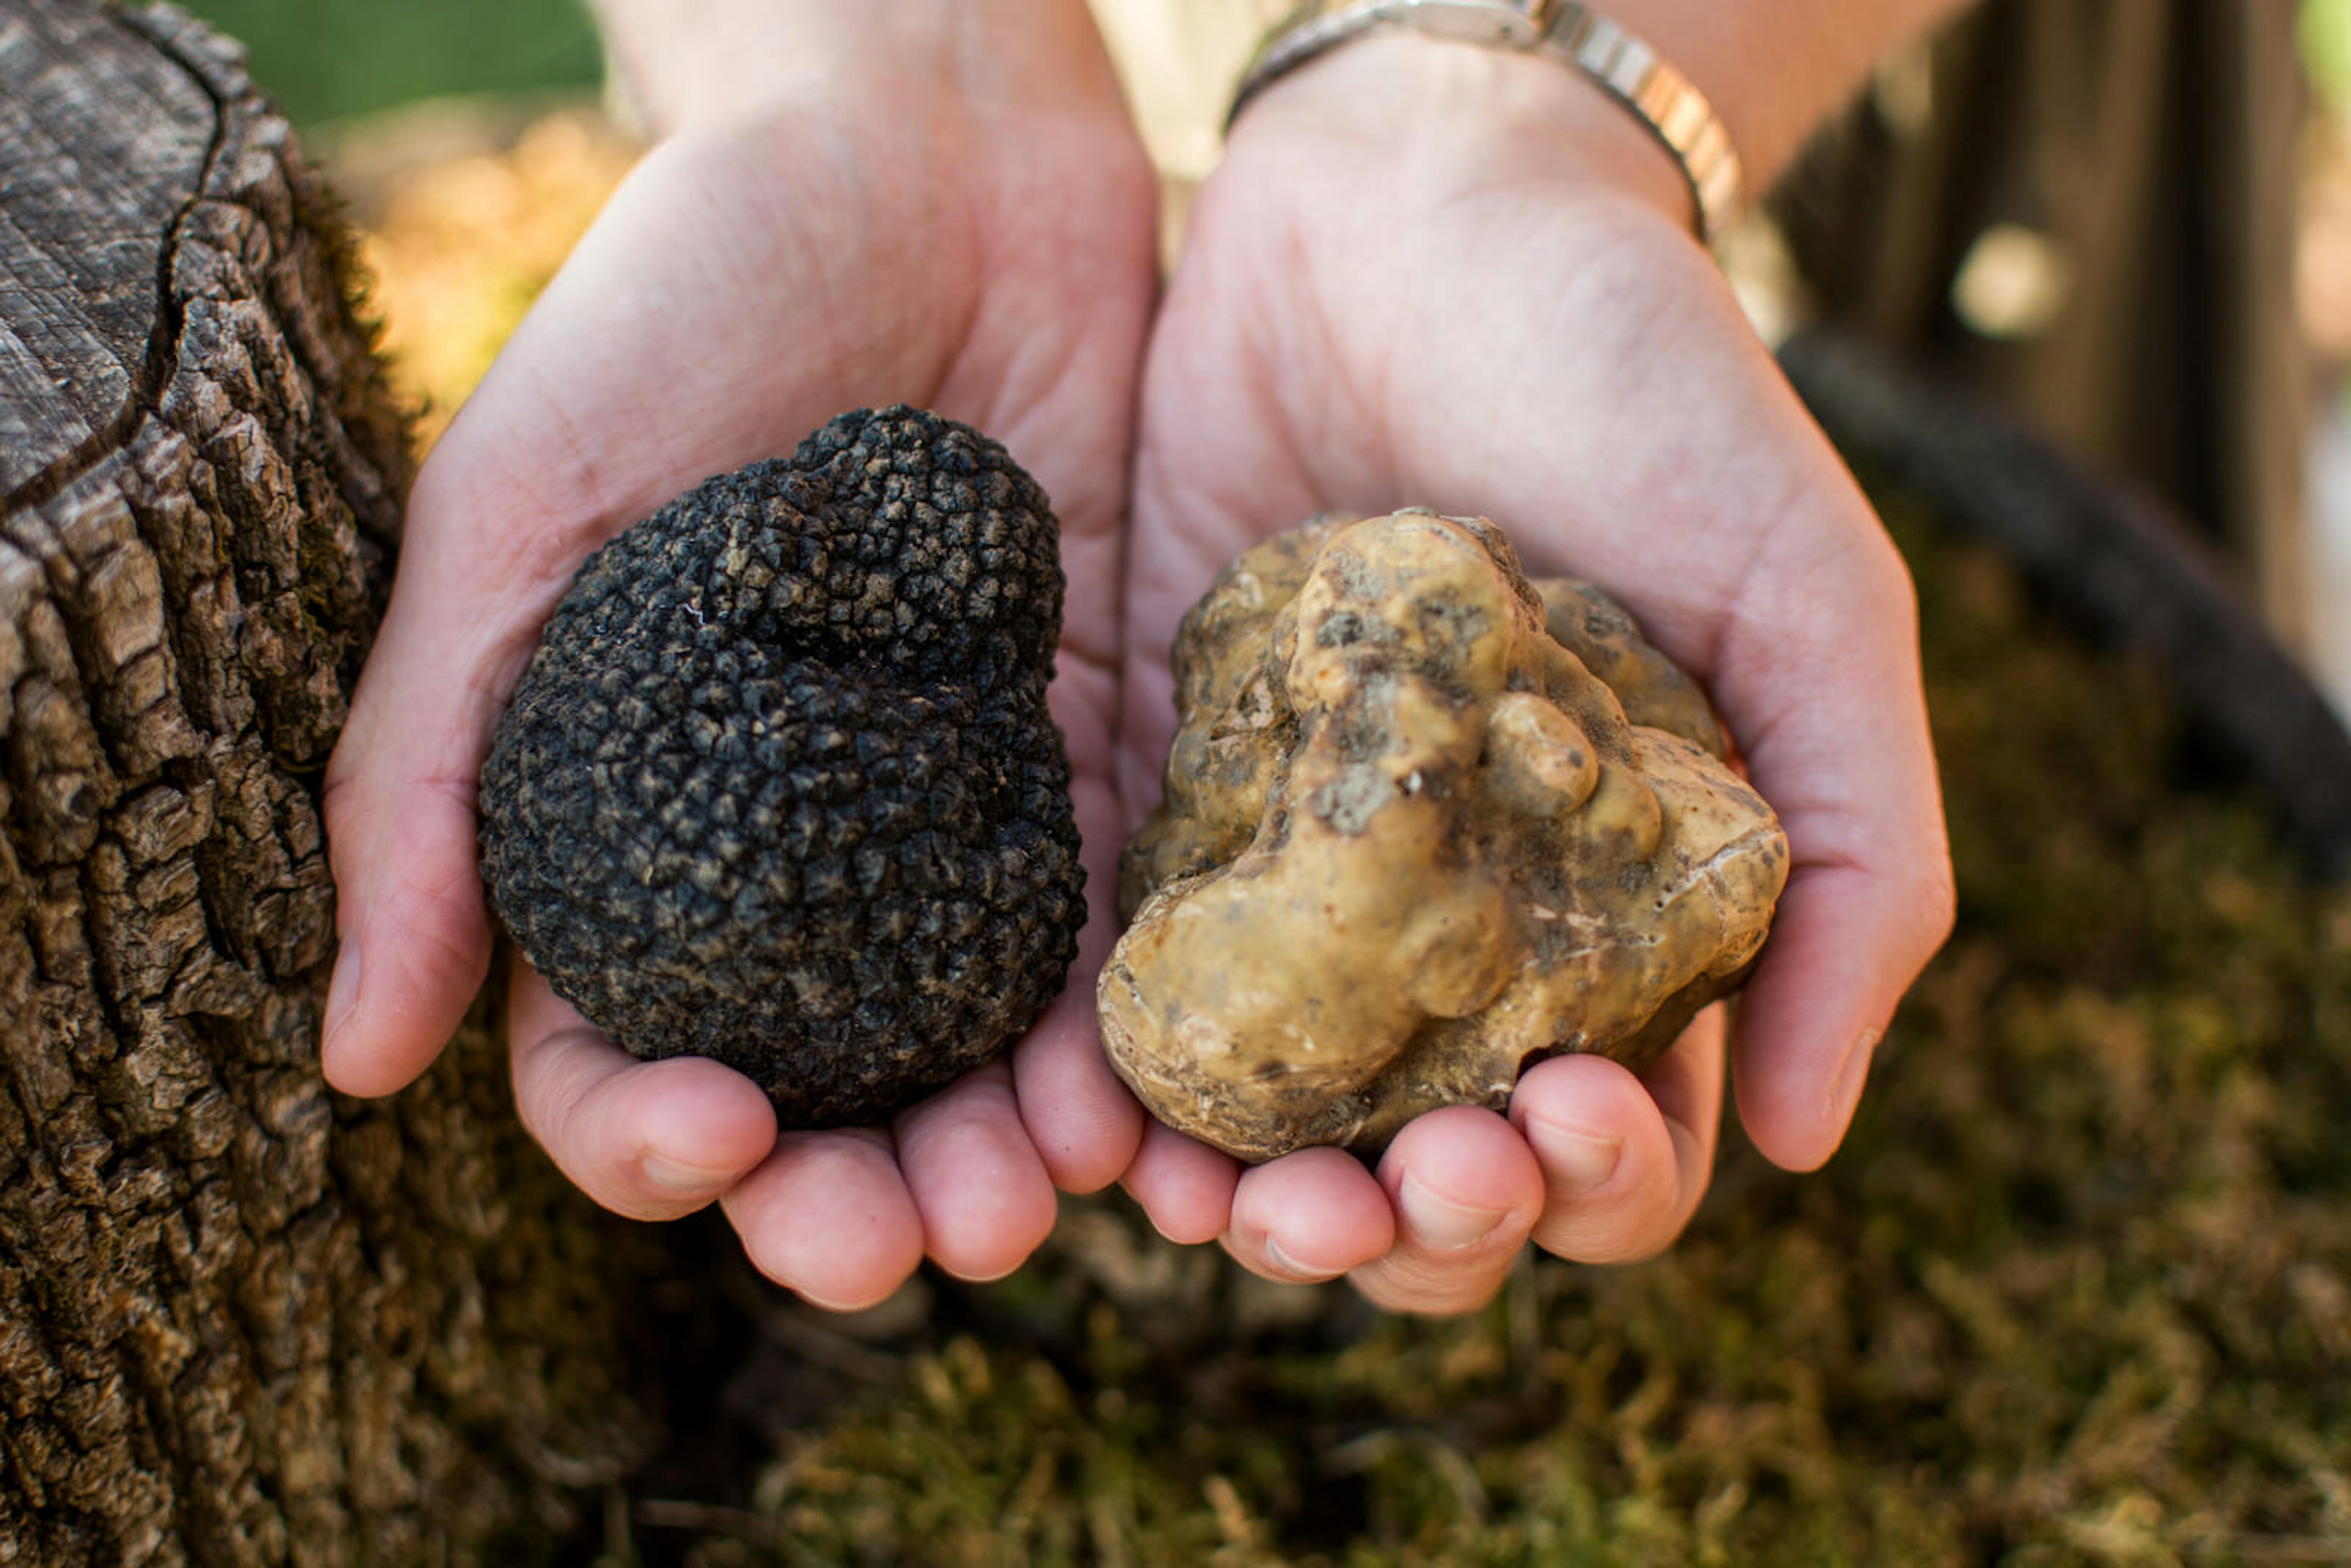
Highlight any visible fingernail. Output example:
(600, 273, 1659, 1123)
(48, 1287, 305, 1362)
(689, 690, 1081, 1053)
(321, 942, 361, 1060)
(1397, 1176, 1509, 1250)
(1524, 1119, 1623, 1195)
(1828, 1027, 1882, 1130)
(1261, 1234, 1332, 1281)
(642, 1152, 737, 1198)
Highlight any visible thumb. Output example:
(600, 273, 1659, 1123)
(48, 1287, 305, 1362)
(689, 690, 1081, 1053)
(317, 506, 542, 1095)
(318, 400, 621, 1096)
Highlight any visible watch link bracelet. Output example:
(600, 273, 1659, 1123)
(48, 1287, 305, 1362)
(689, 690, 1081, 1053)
(1229, 0, 1744, 246)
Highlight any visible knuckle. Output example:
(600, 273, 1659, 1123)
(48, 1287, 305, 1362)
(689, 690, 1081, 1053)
(1905, 850, 1960, 966)
(1535, 1215, 1678, 1268)
(1532, 1177, 1682, 1266)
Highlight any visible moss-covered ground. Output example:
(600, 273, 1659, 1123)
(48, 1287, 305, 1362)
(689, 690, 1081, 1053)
(604, 503, 2351, 1567)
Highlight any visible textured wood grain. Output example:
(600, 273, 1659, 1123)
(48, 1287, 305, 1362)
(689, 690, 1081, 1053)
(0, 0, 213, 498)
(0, 3, 639, 1562)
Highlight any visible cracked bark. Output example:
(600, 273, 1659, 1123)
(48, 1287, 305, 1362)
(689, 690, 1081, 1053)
(0, 2, 641, 1561)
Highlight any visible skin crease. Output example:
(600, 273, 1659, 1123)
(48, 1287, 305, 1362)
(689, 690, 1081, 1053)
(320, 0, 1958, 1316)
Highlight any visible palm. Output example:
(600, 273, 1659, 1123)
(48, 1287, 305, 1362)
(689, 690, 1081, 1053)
(1127, 123, 1771, 776)
(1117, 67, 1948, 1301)
(418, 97, 1145, 684)
(324, 90, 1157, 1306)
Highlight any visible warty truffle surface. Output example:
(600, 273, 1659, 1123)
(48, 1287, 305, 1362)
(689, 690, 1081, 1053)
(478, 407, 1084, 1128)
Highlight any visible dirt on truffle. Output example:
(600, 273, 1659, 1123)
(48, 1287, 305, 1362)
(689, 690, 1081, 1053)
(478, 407, 1084, 1128)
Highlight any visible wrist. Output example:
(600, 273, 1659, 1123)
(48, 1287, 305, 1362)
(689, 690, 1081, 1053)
(1235, 30, 1699, 236)
(1229, 0, 1974, 217)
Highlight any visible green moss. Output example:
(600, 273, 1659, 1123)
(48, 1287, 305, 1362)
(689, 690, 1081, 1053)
(631, 497, 2351, 1566)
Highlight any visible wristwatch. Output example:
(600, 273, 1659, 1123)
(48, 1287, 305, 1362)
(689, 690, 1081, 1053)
(1229, 0, 1744, 247)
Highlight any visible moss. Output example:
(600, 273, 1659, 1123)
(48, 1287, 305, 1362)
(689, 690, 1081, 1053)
(623, 492, 2351, 1566)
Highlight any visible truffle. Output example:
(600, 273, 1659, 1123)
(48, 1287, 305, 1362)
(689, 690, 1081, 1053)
(1103, 512, 1788, 1162)
(479, 407, 1085, 1128)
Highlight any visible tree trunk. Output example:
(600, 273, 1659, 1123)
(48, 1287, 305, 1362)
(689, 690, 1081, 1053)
(0, 2, 640, 1561)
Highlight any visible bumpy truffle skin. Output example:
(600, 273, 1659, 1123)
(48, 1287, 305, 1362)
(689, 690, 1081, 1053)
(478, 407, 1084, 1128)
(1103, 512, 1787, 1162)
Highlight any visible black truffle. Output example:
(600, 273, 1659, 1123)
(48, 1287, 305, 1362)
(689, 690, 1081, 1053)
(478, 407, 1085, 1128)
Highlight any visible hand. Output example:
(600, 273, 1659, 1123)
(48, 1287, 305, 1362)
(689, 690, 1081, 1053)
(1116, 36, 1955, 1313)
(320, 2, 1160, 1309)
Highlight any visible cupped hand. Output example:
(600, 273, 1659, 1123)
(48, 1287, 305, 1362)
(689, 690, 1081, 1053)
(1117, 36, 1954, 1313)
(321, 20, 1159, 1309)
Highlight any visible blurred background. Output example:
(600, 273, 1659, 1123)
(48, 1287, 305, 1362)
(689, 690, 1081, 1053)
(159, 2, 2351, 1562)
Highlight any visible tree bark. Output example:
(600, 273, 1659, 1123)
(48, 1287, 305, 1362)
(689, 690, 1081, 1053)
(0, 2, 640, 1561)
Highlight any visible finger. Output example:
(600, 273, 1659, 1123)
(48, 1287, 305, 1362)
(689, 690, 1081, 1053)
(320, 404, 582, 1095)
(1011, 977, 1142, 1195)
(724, 1128, 927, 1312)
(1733, 863, 1943, 1169)
(1708, 520, 1954, 1172)
(893, 1063, 1059, 1282)
(315, 365, 649, 1098)
(320, 449, 626, 1100)
(1515, 1006, 1723, 1264)
(1012, 666, 1145, 1193)
(1348, 1106, 1543, 1316)
(1119, 1119, 1241, 1245)
(318, 755, 492, 1097)
(507, 966, 777, 1221)
(1224, 1145, 1395, 1283)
